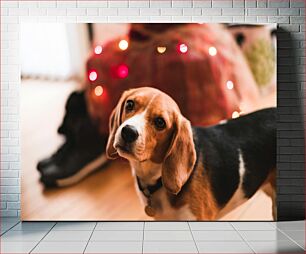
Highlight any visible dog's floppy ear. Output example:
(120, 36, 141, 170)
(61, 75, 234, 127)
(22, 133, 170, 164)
(106, 90, 130, 159)
(162, 114, 196, 195)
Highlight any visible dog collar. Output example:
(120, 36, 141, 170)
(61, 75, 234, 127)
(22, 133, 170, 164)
(136, 177, 162, 198)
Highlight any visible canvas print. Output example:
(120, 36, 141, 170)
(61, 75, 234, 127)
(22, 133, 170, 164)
(21, 23, 277, 221)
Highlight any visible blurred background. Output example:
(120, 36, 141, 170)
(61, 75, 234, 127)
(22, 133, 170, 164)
(21, 23, 276, 221)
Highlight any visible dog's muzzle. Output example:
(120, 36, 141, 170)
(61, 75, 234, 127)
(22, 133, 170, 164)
(121, 125, 139, 143)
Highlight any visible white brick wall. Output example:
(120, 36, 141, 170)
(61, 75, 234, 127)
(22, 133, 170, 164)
(0, 0, 305, 218)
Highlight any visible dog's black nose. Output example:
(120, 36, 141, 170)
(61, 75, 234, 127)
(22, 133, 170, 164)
(121, 125, 139, 143)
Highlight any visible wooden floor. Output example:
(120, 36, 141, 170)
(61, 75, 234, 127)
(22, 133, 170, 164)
(21, 79, 273, 221)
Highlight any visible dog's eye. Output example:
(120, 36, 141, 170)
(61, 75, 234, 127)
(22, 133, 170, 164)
(154, 117, 166, 130)
(125, 100, 134, 112)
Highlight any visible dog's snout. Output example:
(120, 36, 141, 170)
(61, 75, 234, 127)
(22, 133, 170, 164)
(121, 125, 139, 143)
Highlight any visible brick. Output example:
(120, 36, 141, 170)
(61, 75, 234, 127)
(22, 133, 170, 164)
(247, 8, 278, 16)
(56, 0, 77, 8)
(140, 8, 160, 16)
(212, 0, 233, 8)
(150, 0, 171, 7)
(0, 194, 18, 202)
(108, 0, 128, 8)
(212, 16, 233, 22)
(290, 16, 305, 24)
(202, 8, 222, 15)
(172, 16, 192, 22)
(268, 0, 290, 7)
(1, 178, 19, 186)
(222, 8, 245, 15)
(47, 8, 67, 16)
(0, 170, 19, 178)
(172, 0, 192, 7)
(1, 210, 18, 217)
(86, 8, 99, 16)
(290, 0, 305, 7)
(118, 8, 140, 16)
(7, 202, 20, 209)
(128, 16, 150, 22)
(8, 8, 29, 16)
(67, 8, 86, 16)
(99, 8, 118, 16)
(268, 16, 290, 23)
(257, 0, 267, 7)
(129, 0, 149, 7)
(29, 8, 47, 16)
(193, 0, 211, 7)
(107, 16, 129, 22)
(245, 0, 256, 7)
(279, 8, 300, 15)
(161, 8, 183, 16)
(183, 8, 202, 16)
(77, 0, 107, 8)
(233, 0, 245, 7)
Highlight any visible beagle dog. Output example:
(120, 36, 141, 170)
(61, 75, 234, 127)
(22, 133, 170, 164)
(106, 87, 276, 220)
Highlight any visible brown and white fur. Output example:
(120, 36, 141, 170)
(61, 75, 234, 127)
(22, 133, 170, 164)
(106, 87, 276, 220)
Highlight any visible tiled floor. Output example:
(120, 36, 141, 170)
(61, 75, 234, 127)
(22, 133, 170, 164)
(0, 218, 304, 253)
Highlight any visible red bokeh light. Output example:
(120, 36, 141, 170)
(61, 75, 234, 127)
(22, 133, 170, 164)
(177, 43, 188, 54)
(117, 64, 129, 79)
(88, 70, 98, 81)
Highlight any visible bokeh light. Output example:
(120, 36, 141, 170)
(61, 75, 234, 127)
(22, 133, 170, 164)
(178, 43, 188, 54)
(208, 46, 217, 56)
(117, 64, 129, 78)
(89, 70, 98, 81)
(157, 46, 167, 54)
(94, 85, 104, 96)
(118, 39, 129, 50)
(94, 45, 103, 55)
(226, 80, 234, 90)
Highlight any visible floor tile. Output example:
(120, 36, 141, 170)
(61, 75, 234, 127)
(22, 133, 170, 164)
(282, 230, 305, 241)
(189, 222, 234, 231)
(32, 241, 87, 253)
(197, 241, 253, 253)
(232, 222, 275, 231)
(275, 221, 305, 231)
(239, 230, 290, 241)
(96, 222, 143, 231)
(85, 241, 142, 253)
(192, 230, 242, 241)
(90, 230, 143, 241)
(42, 230, 92, 242)
(144, 230, 193, 241)
(145, 222, 189, 230)
(248, 240, 304, 253)
(143, 241, 198, 253)
(52, 222, 96, 231)
(0, 241, 37, 253)
(0, 230, 47, 242)
(11, 222, 55, 231)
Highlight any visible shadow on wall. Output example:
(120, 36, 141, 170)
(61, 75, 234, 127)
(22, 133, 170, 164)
(276, 27, 305, 221)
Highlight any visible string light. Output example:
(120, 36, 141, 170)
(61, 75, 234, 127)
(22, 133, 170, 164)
(157, 46, 167, 54)
(118, 39, 129, 50)
(88, 70, 98, 81)
(208, 46, 217, 56)
(117, 64, 129, 78)
(94, 45, 103, 55)
(226, 80, 234, 90)
(232, 111, 240, 119)
(178, 43, 188, 54)
(94, 85, 104, 96)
